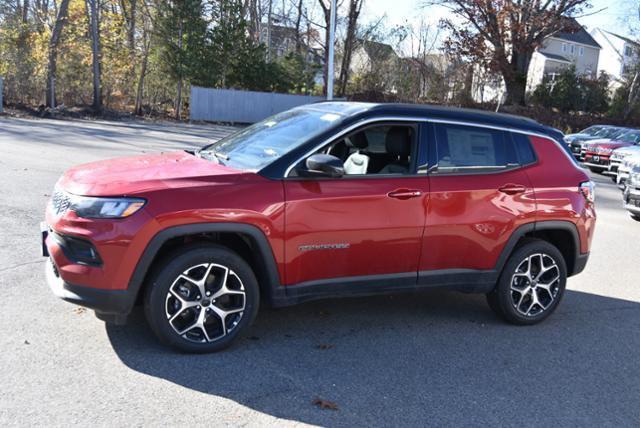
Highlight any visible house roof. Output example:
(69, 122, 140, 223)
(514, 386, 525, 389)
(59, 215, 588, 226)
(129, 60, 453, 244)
(602, 29, 640, 47)
(538, 52, 571, 63)
(551, 17, 601, 48)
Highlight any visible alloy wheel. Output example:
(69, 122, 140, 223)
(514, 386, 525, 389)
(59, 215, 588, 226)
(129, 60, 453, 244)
(510, 253, 560, 317)
(164, 263, 246, 343)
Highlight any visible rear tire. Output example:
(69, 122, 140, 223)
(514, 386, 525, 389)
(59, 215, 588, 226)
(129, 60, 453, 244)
(487, 239, 567, 325)
(144, 244, 259, 353)
(631, 213, 640, 222)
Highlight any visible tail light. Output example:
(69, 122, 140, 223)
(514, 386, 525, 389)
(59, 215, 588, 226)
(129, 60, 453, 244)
(580, 181, 595, 203)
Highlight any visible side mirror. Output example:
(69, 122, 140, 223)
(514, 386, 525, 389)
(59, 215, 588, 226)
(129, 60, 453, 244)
(302, 154, 344, 178)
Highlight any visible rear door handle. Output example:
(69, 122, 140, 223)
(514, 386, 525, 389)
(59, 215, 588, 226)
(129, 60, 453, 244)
(387, 189, 422, 200)
(498, 184, 527, 195)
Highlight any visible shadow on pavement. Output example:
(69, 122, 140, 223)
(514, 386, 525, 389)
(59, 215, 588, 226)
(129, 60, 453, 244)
(106, 289, 640, 426)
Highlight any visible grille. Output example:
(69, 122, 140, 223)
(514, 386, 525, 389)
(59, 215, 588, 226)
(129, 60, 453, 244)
(51, 189, 71, 216)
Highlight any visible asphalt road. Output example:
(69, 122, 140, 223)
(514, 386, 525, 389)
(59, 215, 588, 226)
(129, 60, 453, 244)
(1, 117, 639, 427)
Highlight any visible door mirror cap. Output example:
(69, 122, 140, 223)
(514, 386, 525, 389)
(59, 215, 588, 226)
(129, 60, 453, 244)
(303, 154, 344, 178)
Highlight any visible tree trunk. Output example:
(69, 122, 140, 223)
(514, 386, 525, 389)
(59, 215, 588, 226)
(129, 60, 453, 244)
(318, 0, 330, 96)
(624, 71, 640, 120)
(125, 0, 137, 96)
(86, 0, 102, 111)
(134, 39, 150, 116)
(45, 0, 71, 108)
(504, 77, 526, 106)
(503, 51, 530, 106)
(337, 0, 361, 97)
(22, 0, 30, 23)
(175, 20, 183, 120)
(294, 0, 303, 51)
(266, 0, 273, 61)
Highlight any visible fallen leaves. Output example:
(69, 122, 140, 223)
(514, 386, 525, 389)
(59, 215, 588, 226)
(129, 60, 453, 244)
(312, 398, 338, 411)
(72, 307, 87, 314)
(316, 344, 334, 350)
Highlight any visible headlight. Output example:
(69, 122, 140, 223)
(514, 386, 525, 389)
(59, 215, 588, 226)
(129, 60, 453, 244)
(69, 195, 146, 218)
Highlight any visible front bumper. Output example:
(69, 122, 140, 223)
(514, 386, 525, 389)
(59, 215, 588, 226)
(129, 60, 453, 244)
(45, 257, 134, 323)
(617, 170, 629, 187)
(583, 162, 608, 171)
(606, 160, 621, 176)
(624, 186, 640, 214)
(42, 221, 139, 324)
(583, 154, 610, 171)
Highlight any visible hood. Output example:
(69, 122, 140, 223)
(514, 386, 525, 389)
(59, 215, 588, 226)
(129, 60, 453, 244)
(586, 139, 633, 150)
(571, 134, 601, 143)
(58, 151, 246, 196)
(565, 133, 592, 140)
(584, 139, 634, 154)
(613, 145, 640, 156)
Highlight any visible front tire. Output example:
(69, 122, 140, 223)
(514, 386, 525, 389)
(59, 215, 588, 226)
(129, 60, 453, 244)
(487, 239, 567, 325)
(144, 244, 259, 353)
(631, 213, 640, 222)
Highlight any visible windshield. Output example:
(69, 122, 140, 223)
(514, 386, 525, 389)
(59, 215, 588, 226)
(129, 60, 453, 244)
(600, 127, 628, 138)
(618, 131, 640, 143)
(199, 108, 344, 170)
(581, 126, 602, 136)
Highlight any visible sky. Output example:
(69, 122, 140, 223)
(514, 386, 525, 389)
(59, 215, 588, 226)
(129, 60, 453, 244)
(360, 0, 636, 51)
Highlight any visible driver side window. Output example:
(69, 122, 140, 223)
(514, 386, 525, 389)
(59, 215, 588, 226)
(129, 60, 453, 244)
(319, 123, 417, 176)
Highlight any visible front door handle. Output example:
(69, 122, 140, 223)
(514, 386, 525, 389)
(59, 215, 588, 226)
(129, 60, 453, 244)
(387, 189, 422, 200)
(498, 184, 527, 195)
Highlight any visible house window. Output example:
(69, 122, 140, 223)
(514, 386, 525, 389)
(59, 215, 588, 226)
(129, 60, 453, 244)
(570, 45, 575, 55)
(625, 45, 633, 56)
(579, 46, 584, 56)
(562, 43, 567, 53)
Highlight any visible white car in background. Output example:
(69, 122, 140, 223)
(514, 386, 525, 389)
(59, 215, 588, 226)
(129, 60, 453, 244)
(614, 147, 640, 189)
(623, 164, 640, 221)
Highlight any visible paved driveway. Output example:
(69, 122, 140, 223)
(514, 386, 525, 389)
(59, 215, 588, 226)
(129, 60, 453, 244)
(1, 117, 639, 426)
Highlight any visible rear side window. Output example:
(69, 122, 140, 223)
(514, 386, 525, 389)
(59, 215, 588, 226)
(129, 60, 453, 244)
(434, 124, 517, 173)
(511, 133, 537, 165)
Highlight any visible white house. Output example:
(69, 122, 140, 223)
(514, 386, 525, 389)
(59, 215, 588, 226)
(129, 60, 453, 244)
(590, 28, 640, 89)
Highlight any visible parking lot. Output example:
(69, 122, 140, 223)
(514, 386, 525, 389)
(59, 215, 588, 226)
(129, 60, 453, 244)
(1, 116, 640, 426)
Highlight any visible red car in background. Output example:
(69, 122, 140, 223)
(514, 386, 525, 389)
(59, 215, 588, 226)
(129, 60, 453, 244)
(582, 130, 640, 175)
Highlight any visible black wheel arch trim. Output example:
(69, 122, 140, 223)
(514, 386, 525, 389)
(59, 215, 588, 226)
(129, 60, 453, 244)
(126, 222, 282, 313)
(494, 220, 585, 278)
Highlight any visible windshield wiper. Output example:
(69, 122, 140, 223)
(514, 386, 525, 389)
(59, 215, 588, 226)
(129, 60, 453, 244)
(197, 148, 229, 164)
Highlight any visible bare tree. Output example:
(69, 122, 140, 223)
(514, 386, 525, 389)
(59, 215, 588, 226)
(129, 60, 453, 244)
(45, 0, 70, 107)
(336, 0, 363, 97)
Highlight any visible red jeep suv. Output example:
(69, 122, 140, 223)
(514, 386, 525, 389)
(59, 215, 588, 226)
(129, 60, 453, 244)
(42, 102, 596, 352)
